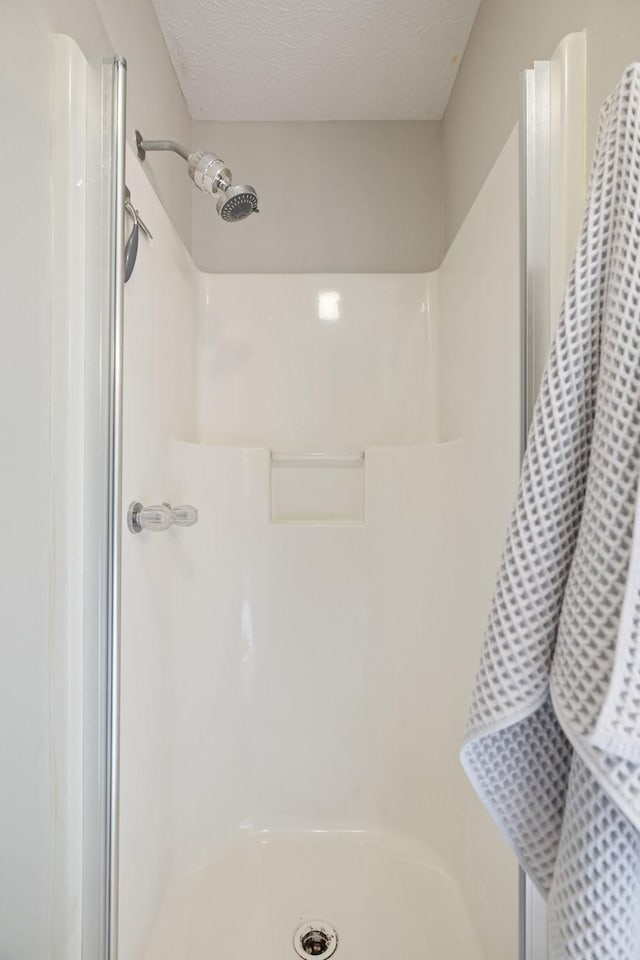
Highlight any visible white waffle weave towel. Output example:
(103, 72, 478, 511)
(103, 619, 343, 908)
(461, 64, 640, 959)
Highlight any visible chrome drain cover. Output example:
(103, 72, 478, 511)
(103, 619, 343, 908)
(293, 921, 338, 958)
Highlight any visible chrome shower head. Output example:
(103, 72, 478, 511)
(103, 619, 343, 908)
(135, 131, 259, 223)
(217, 185, 259, 222)
(187, 150, 259, 221)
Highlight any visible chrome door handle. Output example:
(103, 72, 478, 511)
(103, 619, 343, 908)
(127, 501, 199, 534)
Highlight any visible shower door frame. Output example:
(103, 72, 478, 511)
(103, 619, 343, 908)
(105, 53, 127, 960)
(518, 30, 587, 960)
(98, 53, 127, 960)
(48, 35, 127, 956)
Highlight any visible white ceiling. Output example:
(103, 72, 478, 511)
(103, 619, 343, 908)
(152, 0, 482, 122)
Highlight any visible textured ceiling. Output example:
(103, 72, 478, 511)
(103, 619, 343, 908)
(152, 0, 481, 121)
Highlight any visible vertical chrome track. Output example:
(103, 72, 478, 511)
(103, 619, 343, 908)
(106, 54, 126, 960)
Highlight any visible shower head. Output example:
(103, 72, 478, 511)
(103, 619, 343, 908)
(217, 185, 260, 223)
(187, 150, 259, 222)
(135, 131, 259, 222)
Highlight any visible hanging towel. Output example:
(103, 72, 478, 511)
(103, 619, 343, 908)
(461, 64, 640, 960)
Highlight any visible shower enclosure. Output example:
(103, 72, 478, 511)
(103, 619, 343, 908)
(50, 27, 585, 960)
(114, 173, 516, 960)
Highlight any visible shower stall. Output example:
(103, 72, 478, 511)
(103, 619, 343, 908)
(49, 26, 585, 960)
(115, 164, 518, 960)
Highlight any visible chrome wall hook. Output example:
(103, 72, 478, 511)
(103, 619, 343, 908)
(124, 186, 152, 283)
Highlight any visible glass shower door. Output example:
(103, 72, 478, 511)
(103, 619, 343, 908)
(49, 34, 126, 960)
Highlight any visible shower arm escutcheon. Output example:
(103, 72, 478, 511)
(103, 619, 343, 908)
(135, 133, 190, 162)
(127, 501, 199, 534)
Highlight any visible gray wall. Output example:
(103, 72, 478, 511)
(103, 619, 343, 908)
(189, 120, 443, 273)
(443, 0, 640, 248)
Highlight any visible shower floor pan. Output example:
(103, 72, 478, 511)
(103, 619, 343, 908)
(142, 829, 484, 959)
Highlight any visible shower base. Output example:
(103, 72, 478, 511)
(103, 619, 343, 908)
(142, 829, 484, 959)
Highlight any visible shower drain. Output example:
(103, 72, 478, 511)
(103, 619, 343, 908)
(293, 921, 338, 958)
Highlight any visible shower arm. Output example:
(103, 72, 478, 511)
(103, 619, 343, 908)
(135, 131, 189, 162)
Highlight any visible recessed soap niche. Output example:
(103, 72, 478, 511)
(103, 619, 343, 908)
(270, 450, 365, 524)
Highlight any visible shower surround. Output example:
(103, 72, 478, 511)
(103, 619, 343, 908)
(118, 132, 520, 960)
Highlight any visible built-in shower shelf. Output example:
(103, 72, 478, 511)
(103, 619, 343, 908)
(271, 450, 364, 467)
(270, 448, 365, 524)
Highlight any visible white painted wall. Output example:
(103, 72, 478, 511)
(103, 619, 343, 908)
(0, 2, 53, 956)
(438, 128, 522, 960)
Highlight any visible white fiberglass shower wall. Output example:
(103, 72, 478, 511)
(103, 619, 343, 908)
(118, 150, 504, 960)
